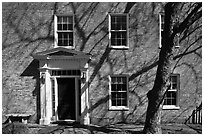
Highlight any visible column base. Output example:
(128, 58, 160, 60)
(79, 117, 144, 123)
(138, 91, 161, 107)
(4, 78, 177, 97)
(39, 118, 50, 125)
(81, 116, 90, 125)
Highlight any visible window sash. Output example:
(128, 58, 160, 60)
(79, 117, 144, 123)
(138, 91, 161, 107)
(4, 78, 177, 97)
(51, 70, 81, 76)
(109, 75, 128, 109)
(109, 14, 128, 48)
(164, 90, 177, 106)
(55, 15, 74, 48)
(57, 16, 73, 31)
(57, 32, 73, 46)
(111, 15, 127, 31)
(163, 74, 180, 107)
(111, 31, 127, 46)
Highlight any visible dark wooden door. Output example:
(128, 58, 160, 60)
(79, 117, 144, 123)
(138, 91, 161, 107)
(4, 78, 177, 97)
(57, 78, 75, 120)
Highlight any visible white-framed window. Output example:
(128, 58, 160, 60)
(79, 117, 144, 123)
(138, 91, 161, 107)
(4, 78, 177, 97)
(163, 74, 180, 110)
(109, 14, 129, 49)
(159, 13, 164, 48)
(54, 15, 74, 48)
(109, 75, 129, 110)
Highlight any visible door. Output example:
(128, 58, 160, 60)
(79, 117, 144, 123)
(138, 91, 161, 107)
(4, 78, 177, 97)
(57, 78, 76, 120)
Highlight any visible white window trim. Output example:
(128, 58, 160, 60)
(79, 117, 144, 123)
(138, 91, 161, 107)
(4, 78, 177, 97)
(108, 13, 129, 49)
(54, 15, 75, 49)
(163, 74, 180, 110)
(159, 13, 164, 49)
(163, 105, 180, 110)
(109, 74, 129, 110)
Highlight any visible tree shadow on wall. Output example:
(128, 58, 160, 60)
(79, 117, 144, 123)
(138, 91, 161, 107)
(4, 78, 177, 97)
(20, 59, 40, 124)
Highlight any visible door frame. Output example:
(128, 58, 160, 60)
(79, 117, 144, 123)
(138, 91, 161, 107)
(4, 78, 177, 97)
(51, 76, 80, 122)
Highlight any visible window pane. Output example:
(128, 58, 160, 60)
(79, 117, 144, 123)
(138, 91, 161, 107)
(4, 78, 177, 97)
(164, 98, 167, 105)
(63, 24, 68, 30)
(122, 99, 127, 106)
(172, 83, 177, 89)
(111, 32, 117, 45)
(117, 99, 122, 106)
(57, 16, 73, 31)
(170, 75, 178, 89)
(63, 16, 68, 23)
(112, 99, 116, 106)
(171, 76, 177, 83)
(111, 92, 117, 99)
(68, 33, 73, 46)
(166, 91, 171, 97)
(68, 16, 73, 24)
(111, 84, 116, 91)
(171, 91, 177, 98)
(116, 77, 122, 84)
(172, 98, 176, 105)
(58, 24, 63, 30)
(122, 38, 126, 46)
(57, 16, 63, 23)
(68, 24, 73, 30)
(121, 16, 126, 23)
(167, 99, 171, 105)
(111, 15, 127, 31)
(111, 77, 116, 84)
(121, 92, 127, 99)
(122, 77, 127, 83)
(122, 84, 127, 91)
(111, 76, 128, 107)
(69, 40, 73, 46)
(58, 32, 73, 46)
(111, 38, 116, 46)
(164, 91, 177, 106)
(111, 32, 127, 46)
(117, 84, 122, 91)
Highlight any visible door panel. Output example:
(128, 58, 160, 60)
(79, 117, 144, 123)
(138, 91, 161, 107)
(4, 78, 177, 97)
(57, 78, 75, 120)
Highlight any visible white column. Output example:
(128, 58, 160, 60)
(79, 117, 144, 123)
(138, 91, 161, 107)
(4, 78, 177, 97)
(45, 69, 52, 124)
(80, 63, 90, 125)
(39, 69, 52, 125)
(39, 71, 46, 125)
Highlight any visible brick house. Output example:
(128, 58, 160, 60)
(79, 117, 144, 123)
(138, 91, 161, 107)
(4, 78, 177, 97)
(2, 2, 202, 126)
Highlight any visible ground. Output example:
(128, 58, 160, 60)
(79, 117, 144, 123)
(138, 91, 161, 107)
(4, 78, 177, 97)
(2, 122, 202, 134)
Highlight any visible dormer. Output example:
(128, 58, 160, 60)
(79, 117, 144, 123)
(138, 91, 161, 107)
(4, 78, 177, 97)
(54, 15, 75, 49)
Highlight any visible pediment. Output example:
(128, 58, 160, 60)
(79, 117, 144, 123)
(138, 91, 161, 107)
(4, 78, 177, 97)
(48, 51, 75, 56)
(32, 47, 91, 60)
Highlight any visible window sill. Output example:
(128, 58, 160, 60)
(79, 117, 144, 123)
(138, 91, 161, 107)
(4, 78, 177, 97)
(109, 106, 129, 111)
(162, 105, 180, 110)
(109, 46, 129, 50)
(54, 45, 75, 49)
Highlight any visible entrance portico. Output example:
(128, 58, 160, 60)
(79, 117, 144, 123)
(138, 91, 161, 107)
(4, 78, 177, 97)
(32, 47, 91, 125)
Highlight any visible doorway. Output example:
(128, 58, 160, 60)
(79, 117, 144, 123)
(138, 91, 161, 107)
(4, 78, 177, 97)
(57, 78, 76, 120)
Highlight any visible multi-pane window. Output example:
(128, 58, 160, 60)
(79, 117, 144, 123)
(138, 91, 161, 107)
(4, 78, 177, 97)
(51, 70, 80, 76)
(56, 15, 74, 47)
(109, 14, 128, 48)
(159, 13, 164, 48)
(163, 74, 180, 108)
(109, 75, 128, 110)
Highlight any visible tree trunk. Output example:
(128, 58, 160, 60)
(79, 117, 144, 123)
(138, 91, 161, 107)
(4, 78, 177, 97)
(143, 3, 177, 134)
